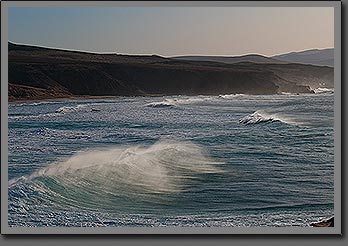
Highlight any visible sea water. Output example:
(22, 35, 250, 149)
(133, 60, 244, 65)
(8, 92, 334, 227)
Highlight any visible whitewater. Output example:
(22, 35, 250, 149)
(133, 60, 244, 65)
(8, 92, 334, 227)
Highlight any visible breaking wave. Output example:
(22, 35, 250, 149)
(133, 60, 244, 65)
(218, 94, 246, 99)
(279, 92, 298, 96)
(8, 112, 61, 120)
(9, 140, 224, 210)
(12, 101, 61, 107)
(313, 88, 334, 94)
(239, 110, 294, 125)
(146, 101, 176, 108)
(145, 97, 214, 108)
(55, 104, 88, 113)
(9, 103, 104, 119)
(8, 104, 89, 119)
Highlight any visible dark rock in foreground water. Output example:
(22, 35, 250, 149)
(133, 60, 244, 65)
(310, 217, 334, 227)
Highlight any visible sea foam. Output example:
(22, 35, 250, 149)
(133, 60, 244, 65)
(145, 97, 214, 108)
(9, 140, 224, 195)
(313, 88, 334, 94)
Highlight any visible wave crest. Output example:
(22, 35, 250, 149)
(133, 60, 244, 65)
(313, 88, 334, 94)
(55, 104, 87, 113)
(10, 140, 224, 196)
(239, 110, 292, 125)
(145, 102, 175, 108)
(218, 94, 246, 99)
(145, 97, 214, 108)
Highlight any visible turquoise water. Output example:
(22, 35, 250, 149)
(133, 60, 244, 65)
(8, 93, 334, 227)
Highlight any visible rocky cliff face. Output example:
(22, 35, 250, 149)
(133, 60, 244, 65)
(8, 43, 333, 101)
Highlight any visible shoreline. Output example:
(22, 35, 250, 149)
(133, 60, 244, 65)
(8, 94, 166, 104)
(8, 95, 122, 104)
(8, 90, 325, 104)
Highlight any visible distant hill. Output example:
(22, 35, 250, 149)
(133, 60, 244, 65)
(173, 54, 287, 65)
(272, 48, 334, 67)
(8, 42, 333, 101)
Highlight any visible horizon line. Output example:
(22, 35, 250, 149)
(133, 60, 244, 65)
(8, 41, 334, 58)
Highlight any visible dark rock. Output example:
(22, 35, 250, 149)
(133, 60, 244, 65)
(310, 217, 334, 227)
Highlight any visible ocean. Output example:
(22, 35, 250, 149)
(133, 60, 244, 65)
(8, 91, 334, 227)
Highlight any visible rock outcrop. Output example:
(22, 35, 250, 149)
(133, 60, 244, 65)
(310, 217, 334, 227)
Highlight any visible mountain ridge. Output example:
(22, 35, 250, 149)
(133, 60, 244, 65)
(172, 54, 287, 65)
(272, 48, 334, 67)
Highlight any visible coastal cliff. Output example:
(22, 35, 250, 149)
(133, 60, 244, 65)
(8, 42, 333, 101)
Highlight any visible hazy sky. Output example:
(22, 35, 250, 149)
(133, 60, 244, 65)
(8, 7, 334, 57)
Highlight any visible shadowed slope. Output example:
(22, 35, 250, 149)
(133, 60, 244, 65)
(9, 42, 333, 101)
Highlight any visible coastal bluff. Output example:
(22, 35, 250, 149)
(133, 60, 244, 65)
(9, 42, 333, 101)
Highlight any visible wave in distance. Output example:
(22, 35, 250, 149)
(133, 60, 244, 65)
(239, 110, 294, 125)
